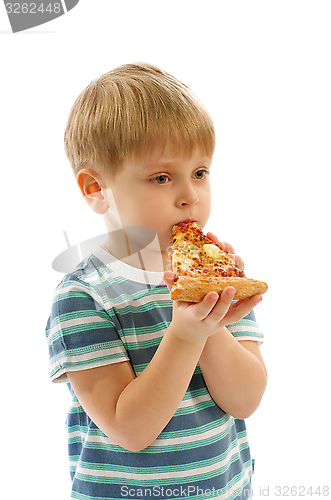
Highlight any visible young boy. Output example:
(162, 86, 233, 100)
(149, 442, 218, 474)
(46, 63, 267, 500)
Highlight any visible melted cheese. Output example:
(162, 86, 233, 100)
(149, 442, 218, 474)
(203, 244, 222, 259)
(172, 241, 199, 272)
(171, 223, 245, 279)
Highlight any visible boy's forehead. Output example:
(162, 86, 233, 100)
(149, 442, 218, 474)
(136, 144, 213, 169)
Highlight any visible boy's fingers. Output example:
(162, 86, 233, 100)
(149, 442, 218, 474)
(205, 232, 218, 245)
(230, 253, 245, 271)
(205, 232, 225, 250)
(209, 287, 236, 322)
(163, 271, 176, 292)
(191, 292, 219, 320)
(226, 295, 262, 324)
(233, 295, 262, 309)
(192, 287, 235, 322)
(205, 232, 235, 254)
(221, 242, 235, 254)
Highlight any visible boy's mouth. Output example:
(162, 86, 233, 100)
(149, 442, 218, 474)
(175, 219, 196, 227)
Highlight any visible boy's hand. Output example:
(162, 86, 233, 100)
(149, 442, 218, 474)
(206, 232, 244, 271)
(163, 272, 261, 345)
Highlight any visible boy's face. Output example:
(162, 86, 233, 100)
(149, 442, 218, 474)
(102, 145, 213, 253)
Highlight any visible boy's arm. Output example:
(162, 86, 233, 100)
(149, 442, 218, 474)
(67, 329, 205, 453)
(198, 233, 267, 418)
(67, 281, 258, 452)
(198, 329, 267, 419)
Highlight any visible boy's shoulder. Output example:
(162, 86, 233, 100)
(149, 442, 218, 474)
(56, 252, 105, 289)
(52, 251, 115, 311)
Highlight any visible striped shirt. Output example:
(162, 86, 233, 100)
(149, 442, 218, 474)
(45, 247, 264, 500)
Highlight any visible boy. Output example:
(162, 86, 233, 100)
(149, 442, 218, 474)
(46, 63, 267, 500)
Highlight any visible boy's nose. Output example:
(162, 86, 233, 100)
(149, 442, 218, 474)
(176, 184, 199, 207)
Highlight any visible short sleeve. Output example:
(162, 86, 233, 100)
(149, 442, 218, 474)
(226, 309, 264, 345)
(45, 276, 130, 383)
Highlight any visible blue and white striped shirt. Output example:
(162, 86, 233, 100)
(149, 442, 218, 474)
(46, 247, 264, 500)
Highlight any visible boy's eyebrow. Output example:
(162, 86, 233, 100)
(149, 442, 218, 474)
(143, 160, 178, 171)
(142, 157, 212, 172)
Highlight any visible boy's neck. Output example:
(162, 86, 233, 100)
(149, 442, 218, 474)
(102, 229, 169, 273)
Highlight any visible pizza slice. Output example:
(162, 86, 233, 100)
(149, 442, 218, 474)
(170, 222, 268, 302)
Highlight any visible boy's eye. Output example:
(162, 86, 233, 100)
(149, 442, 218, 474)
(193, 169, 208, 180)
(152, 175, 170, 184)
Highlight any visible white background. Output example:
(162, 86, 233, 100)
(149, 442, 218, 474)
(1, 1, 330, 498)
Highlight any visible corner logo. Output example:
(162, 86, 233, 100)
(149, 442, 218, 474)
(3, 0, 80, 33)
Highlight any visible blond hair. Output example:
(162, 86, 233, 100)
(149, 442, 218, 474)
(64, 63, 215, 177)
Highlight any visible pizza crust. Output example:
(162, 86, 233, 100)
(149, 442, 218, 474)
(170, 276, 268, 302)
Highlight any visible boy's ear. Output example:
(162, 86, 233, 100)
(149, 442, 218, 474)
(77, 169, 109, 215)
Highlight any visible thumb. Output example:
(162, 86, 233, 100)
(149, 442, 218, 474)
(163, 271, 176, 292)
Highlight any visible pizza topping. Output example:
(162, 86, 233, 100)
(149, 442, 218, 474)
(170, 222, 268, 302)
(203, 243, 222, 259)
(171, 223, 245, 279)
